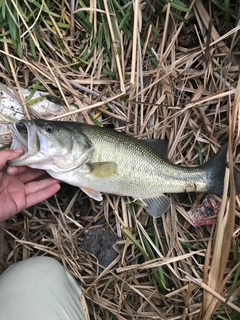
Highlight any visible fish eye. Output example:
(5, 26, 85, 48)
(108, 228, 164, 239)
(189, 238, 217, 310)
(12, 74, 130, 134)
(45, 123, 54, 133)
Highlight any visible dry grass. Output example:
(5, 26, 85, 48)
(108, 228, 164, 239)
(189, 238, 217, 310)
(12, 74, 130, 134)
(0, 0, 240, 319)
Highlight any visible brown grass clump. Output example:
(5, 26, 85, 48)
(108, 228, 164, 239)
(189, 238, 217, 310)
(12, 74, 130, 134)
(0, 1, 240, 319)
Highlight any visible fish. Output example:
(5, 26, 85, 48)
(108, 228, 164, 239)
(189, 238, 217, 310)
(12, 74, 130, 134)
(8, 119, 230, 218)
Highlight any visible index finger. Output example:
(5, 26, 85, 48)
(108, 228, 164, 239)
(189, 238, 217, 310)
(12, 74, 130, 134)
(0, 149, 24, 169)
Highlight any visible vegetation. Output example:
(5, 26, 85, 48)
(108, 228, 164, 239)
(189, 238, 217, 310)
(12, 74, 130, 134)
(0, 0, 240, 319)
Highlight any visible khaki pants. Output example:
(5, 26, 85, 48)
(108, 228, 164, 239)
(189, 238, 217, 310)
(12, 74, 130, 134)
(0, 256, 88, 320)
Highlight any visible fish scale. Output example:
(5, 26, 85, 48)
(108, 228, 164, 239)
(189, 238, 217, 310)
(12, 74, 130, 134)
(79, 124, 208, 195)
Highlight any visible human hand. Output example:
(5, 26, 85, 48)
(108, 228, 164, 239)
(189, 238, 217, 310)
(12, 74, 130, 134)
(0, 149, 61, 222)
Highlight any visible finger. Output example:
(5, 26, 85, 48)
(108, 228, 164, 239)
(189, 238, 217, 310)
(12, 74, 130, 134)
(26, 183, 61, 208)
(8, 166, 48, 183)
(20, 169, 49, 183)
(25, 177, 61, 196)
(7, 166, 30, 176)
(0, 149, 24, 169)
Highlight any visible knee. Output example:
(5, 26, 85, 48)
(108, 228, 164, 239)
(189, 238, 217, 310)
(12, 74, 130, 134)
(0, 256, 69, 290)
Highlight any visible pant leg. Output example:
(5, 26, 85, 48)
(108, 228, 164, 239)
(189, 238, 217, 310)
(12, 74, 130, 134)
(0, 256, 88, 320)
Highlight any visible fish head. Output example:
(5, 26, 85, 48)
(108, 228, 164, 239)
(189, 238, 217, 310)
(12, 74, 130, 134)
(8, 119, 92, 172)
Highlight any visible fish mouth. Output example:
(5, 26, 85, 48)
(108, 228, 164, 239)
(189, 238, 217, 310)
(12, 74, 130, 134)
(9, 119, 40, 165)
(10, 119, 39, 152)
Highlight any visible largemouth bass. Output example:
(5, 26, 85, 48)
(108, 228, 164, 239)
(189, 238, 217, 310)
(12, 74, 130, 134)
(8, 119, 229, 218)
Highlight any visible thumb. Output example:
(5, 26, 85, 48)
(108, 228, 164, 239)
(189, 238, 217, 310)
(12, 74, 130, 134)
(0, 149, 24, 169)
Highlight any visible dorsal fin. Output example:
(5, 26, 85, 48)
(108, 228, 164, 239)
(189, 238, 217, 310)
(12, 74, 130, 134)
(143, 139, 169, 159)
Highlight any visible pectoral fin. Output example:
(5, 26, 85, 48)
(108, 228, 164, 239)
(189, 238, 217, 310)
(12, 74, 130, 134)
(81, 187, 103, 201)
(142, 195, 171, 218)
(88, 162, 117, 178)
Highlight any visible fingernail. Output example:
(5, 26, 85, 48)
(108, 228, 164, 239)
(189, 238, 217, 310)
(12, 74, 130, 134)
(7, 167, 18, 175)
(14, 149, 24, 153)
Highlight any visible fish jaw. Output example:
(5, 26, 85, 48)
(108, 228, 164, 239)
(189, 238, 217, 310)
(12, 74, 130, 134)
(8, 119, 93, 172)
(9, 120, 48, 167)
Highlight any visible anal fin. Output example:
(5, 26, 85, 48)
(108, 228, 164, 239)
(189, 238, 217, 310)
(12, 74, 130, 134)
(142, 195, 171, 218)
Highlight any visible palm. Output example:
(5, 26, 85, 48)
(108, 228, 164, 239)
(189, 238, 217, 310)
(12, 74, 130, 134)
(1, 168, 46, 214)
(0, 150, 60, 222)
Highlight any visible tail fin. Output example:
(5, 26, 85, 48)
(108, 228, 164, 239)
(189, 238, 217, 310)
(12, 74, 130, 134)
(202, 143, 240, 195)
(202, 143, 228, 195)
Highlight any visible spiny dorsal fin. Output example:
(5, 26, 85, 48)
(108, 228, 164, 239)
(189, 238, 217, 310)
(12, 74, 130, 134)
(143, 139, 169, 159)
